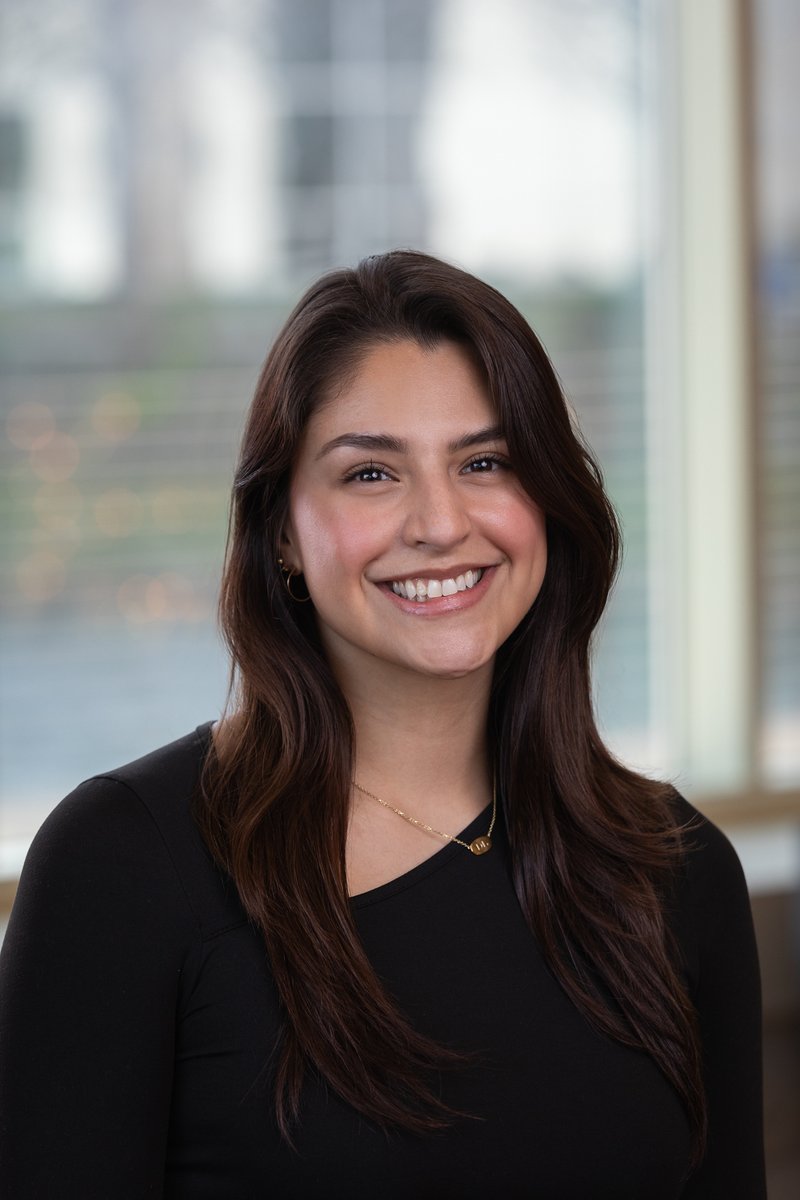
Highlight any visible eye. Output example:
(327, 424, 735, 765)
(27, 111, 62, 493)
(462, 453, 509, 474)
(343, 461, 394, 484)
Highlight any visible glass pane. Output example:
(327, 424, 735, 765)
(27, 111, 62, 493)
(753, 0, 800, 785)
(0, 0, 654, 861)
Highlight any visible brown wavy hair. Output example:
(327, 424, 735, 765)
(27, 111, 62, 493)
(195, 249, 705, 1158)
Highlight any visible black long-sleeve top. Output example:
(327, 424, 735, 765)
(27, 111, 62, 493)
(0, 723, 765, 1198)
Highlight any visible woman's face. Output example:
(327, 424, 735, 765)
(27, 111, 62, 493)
(282, 339, 547, 686)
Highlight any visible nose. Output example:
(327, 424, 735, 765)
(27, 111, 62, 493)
(401, 472, 472, 550)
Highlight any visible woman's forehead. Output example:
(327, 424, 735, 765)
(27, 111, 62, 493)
(306, 339, 497, 438)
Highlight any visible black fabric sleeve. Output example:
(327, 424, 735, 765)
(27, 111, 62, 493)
(0, 776, 201, 1199)
(676, 810, 767, 1198)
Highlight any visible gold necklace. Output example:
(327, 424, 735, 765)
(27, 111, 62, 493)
(351, 779, 497, 856)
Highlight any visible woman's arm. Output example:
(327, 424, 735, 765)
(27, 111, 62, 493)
(676, 808, 767, 1198)
(0, 776, 198, 1199)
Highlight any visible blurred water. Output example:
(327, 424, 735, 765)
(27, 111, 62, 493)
(0, 617, 228, 845)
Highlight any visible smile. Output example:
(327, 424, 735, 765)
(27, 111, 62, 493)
(390, 568, 484, 603)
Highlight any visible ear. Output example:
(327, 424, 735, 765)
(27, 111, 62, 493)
(278, 519, 303, 575)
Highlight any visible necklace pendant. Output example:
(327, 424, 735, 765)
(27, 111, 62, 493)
(469, 834, 492, 855)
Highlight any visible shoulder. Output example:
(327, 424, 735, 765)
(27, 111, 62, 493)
(14, 722, 243, 942)
(667, 791, 749, 907)
(27, 723, 211, 872)
(664, 791, 756, 988)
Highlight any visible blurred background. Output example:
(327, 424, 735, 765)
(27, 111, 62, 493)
(0, 0, 797, 1189)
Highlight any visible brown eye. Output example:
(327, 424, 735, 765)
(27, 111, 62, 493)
(343, 462, 393, 484)
(355, 468, 389, 482)
(463, 454, 508, 474)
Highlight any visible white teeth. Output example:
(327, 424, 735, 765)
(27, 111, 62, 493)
(391, 569, 484, 602)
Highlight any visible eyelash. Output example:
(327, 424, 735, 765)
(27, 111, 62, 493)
(343, 461, 392, 484)
(342, 454, 510, 484)
(463, 453, 509, 474)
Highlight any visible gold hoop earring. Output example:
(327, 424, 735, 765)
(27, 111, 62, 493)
(278, 558, 312, 603)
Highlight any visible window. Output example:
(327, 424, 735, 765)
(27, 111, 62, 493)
(753, 0, 800, 787)
(1, 0, 798, 882)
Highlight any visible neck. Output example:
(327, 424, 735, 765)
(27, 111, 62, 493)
(340, 659, 494, 810)
(334, 657, 496, 895)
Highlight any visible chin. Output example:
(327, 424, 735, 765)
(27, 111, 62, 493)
(407, 650, 495, 680)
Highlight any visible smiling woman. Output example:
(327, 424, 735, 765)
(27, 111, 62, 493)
(0, 251, 765, 1198)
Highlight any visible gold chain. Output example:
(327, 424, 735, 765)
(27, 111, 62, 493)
(351, 779, 497, 856)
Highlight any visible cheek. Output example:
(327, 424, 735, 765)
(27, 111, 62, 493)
(485, 496, 547, 564)
(499, 500, 548, 608)
(524, 505, 548, 564)
(290, 495, 385, 580)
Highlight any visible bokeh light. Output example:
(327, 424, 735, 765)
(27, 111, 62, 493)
(90, 391, 141, 442)
(29, 432, 80, 483)
(116, 572, 209, 623)
(6, 402, 56, 451)
(157, 572, 209, 622)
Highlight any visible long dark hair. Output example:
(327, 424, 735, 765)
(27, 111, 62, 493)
(195, 250, 705, 1157)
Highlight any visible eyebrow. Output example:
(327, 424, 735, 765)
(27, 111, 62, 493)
(315, 424, 506, 460)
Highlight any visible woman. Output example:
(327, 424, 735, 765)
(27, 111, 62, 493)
(0, 251, 765, 1197)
